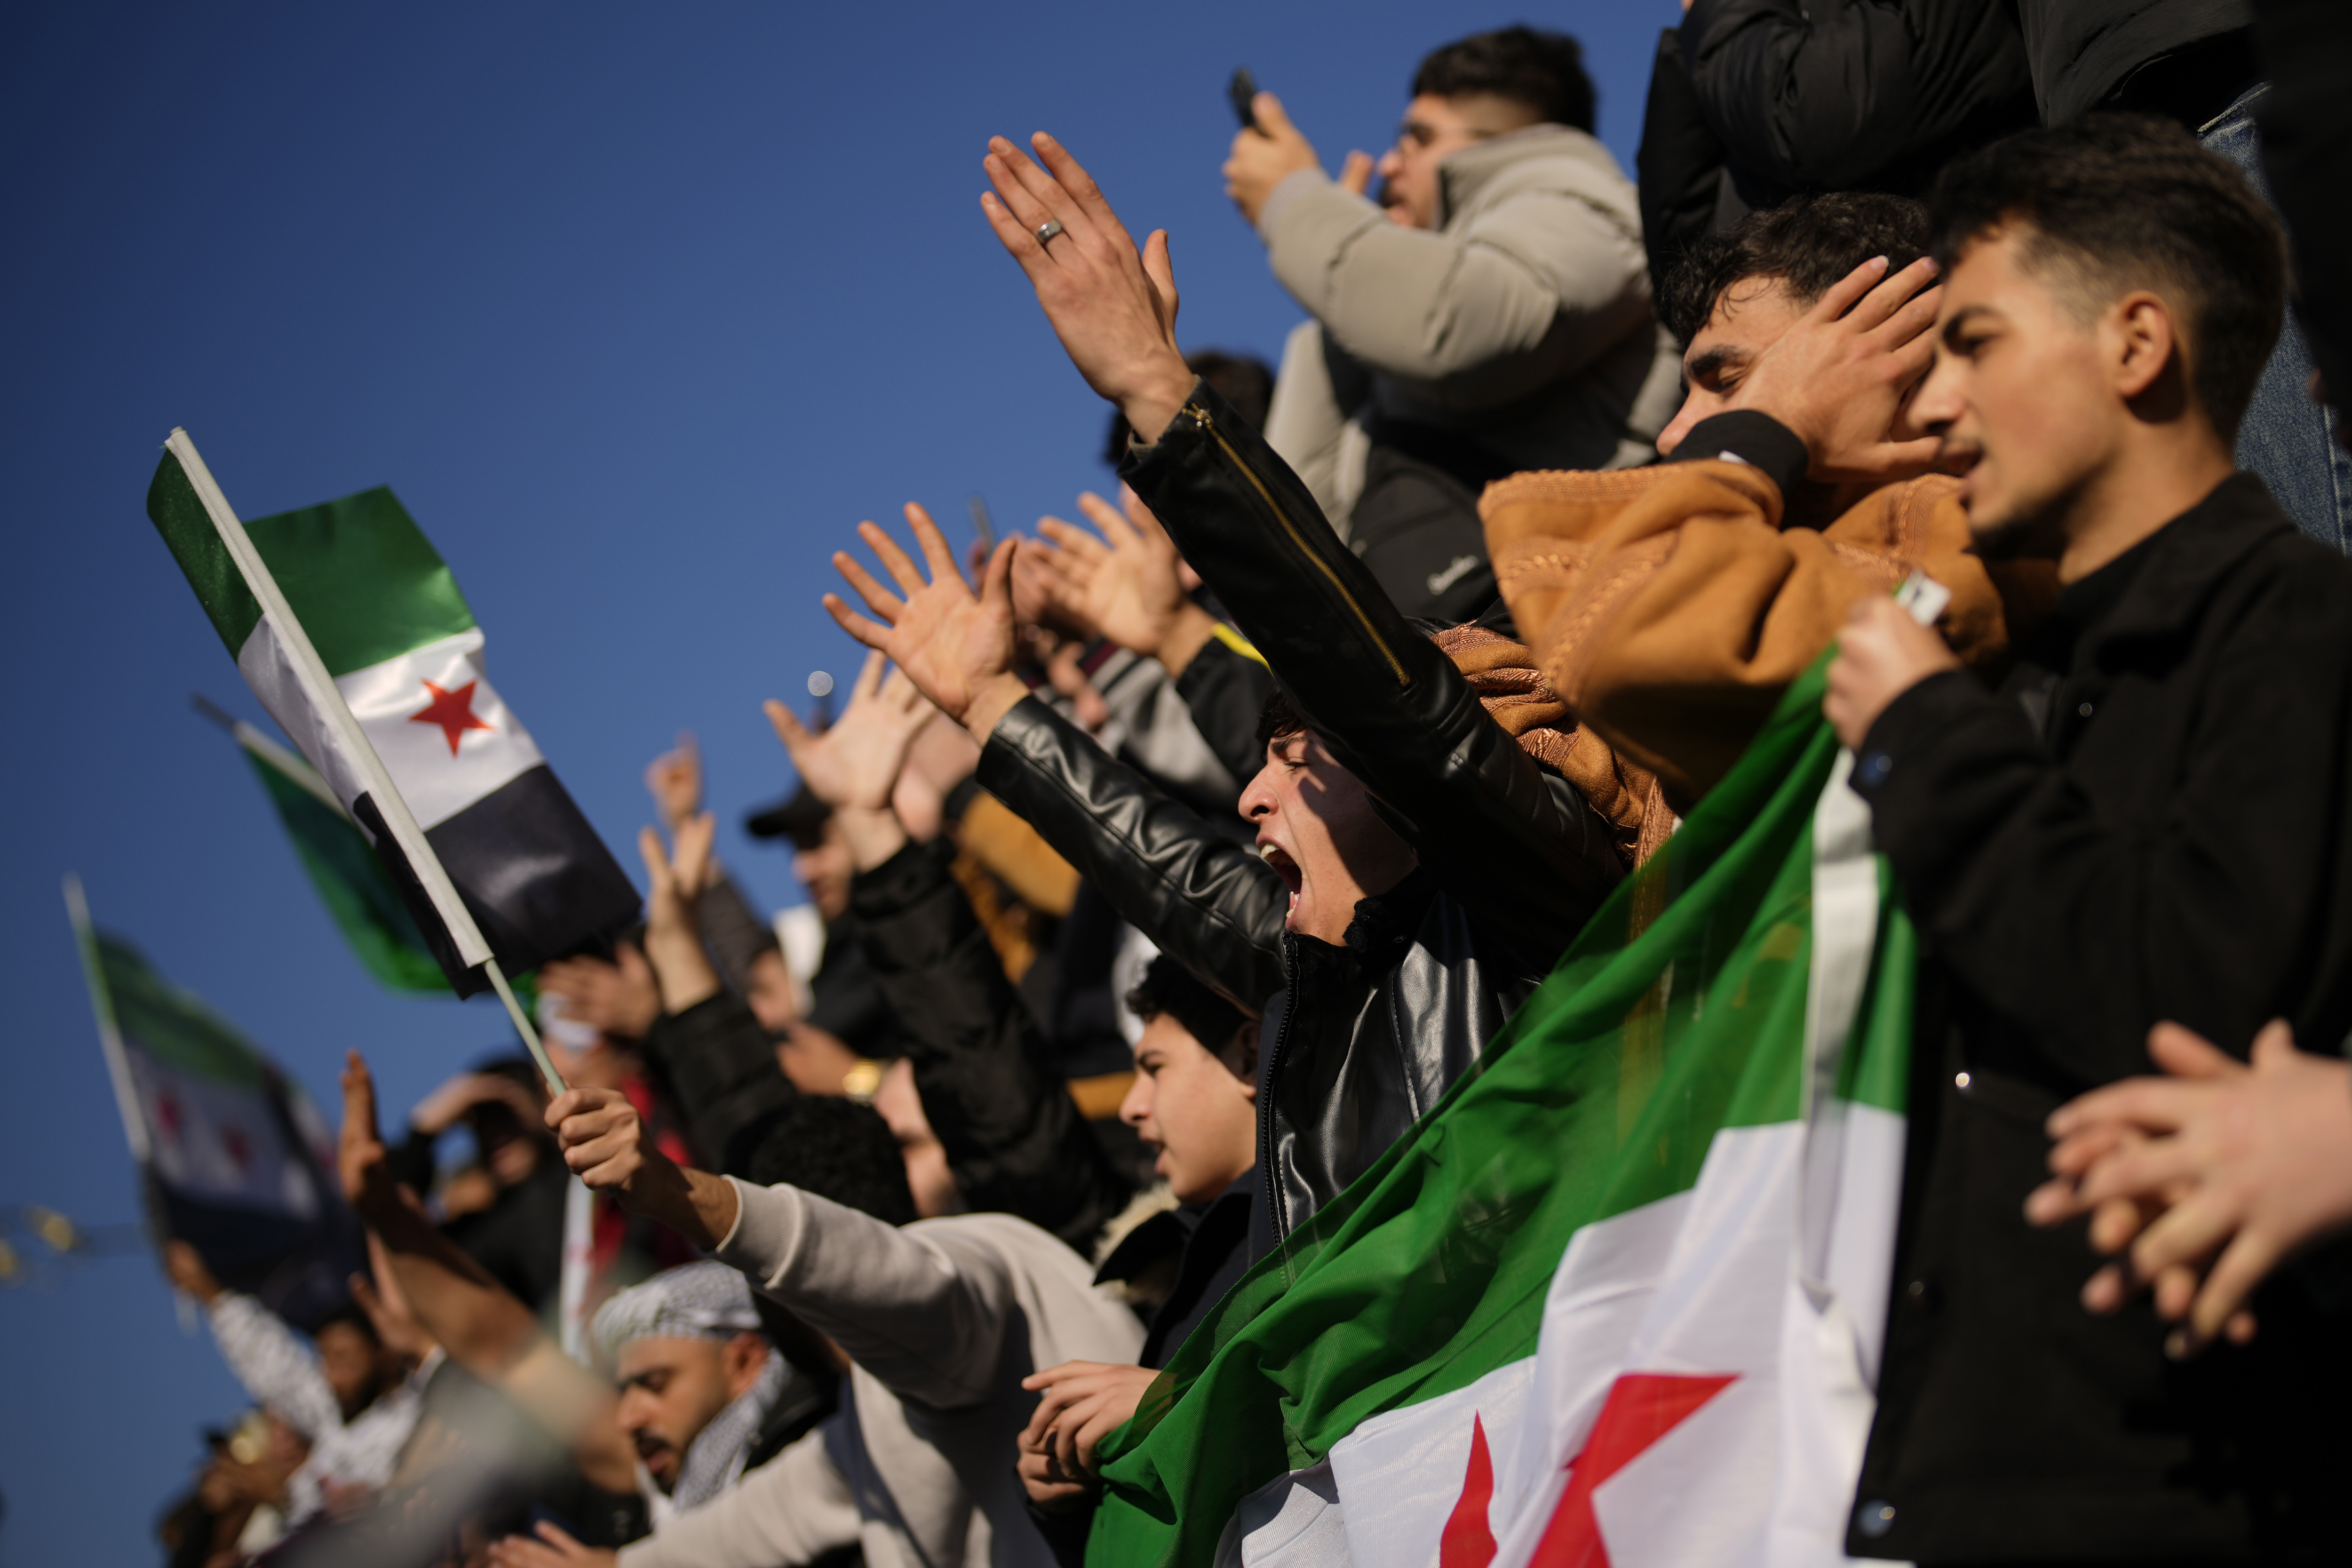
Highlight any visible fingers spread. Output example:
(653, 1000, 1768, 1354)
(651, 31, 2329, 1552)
(821, 593, 895, 652)
(1812, 255, 1893, 324)
(861, 520, 930, 597)
(905, 503, 963, 586)
(832, 552, 907, 624)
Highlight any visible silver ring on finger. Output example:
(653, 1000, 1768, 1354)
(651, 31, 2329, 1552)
(1035, 218, 1065, 247)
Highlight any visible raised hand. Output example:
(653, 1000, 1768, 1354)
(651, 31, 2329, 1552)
(545, 1084, 735, 1248)
(764, 649, 933, 813)
(350, 1230, 437, 1364)
(537, 943, 662, 1042)
(978, 133, 1195, 442)
(339, 1050, 397, 1219)
(1728, 254, 1946, 484)
(2025, 1019, 2352, 1357)
(1031, 491, 1195, 661)
(637, 813, 721, 1013)
(1223, 93, 1322, 224)
(824, 503, 1030, 742)
(162, 1238, 224, 1304)
(644, 731, 702, 835)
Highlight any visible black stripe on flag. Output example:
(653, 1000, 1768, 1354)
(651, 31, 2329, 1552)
(352, 764, 640, 995)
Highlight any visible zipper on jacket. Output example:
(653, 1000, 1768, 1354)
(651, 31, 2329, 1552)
(1184, 399, 1410, 688)
(1260, 937, 1302, 1245)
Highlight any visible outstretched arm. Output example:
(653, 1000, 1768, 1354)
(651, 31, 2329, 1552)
(825, 503, 1288, 1008)
(974, 134, 1622, 957)
(337, 1051, 637, 1496)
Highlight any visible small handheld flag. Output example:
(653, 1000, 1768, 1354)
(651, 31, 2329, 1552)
(146, 430, 629, 1088)
(66, 876, 366, 1332)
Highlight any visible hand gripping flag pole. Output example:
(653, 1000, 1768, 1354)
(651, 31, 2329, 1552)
(159, 430, 566, 1094)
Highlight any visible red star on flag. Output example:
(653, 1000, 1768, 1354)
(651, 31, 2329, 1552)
(1520, 1371, 1739, 1568)
(154, 1090, 182, 1141)
(221, 1125, 253, 1172)
(409, 679, 494, 756)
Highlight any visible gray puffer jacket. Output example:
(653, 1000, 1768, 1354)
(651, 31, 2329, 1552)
(1257, 122, 1682, 497)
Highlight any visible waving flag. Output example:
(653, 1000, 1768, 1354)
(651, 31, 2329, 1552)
(67, 878, 363, 1333)
(1090, 658, 1914, 1568)
(201, 702, 449, 993)
(147, 433, 637, 997)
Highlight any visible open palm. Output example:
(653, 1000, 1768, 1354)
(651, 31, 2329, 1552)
(825, 503, 1018, 725)
(1033, 491, 1187, 658)
(766, 649, 933, 812)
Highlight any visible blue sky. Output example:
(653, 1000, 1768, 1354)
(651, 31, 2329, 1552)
(0, 3, 1677, 1559)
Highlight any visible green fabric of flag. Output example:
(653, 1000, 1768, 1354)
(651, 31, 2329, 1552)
(1088, 657, 1916, 1568)
(240, 736, 449, 994)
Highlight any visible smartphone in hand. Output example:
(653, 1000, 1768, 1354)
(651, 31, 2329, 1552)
(1229, 67, 1260, 132)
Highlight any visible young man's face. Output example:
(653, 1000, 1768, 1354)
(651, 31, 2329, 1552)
(315, 1321, 387, 1420)
(1239, 731, 1417, 945)
(1911, 228, 2122, 552)
(1655, 279, 1810, 457)
(615, 1333, 767, 1492)
(1656, 272, 1938, 464)
(1374, 93, 1535, 231)
(1121, 1012, 1257, 1205)
(793, 816, 854, 924)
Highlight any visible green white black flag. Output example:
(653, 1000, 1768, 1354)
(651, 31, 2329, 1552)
(148, 433, 637, 996)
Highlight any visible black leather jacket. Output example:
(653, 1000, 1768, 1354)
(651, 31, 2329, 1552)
(976, 380, 1625, 1243)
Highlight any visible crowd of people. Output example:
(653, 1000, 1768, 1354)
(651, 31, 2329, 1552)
(152, 4, 2352, 1565)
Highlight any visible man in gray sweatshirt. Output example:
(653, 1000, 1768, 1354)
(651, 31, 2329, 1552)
(1223, 26, 1682, 619)
(520, 1076, 1145, 1568)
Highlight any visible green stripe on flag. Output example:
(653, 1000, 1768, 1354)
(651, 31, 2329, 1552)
(243, 744, 451, 993)
(95, 932, 268, 1088)
(245, 487, 476, 676)
(147, 451, 263, 655)
(1088, 655, 1917, 1568)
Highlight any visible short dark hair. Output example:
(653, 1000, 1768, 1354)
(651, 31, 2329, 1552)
(1658, 191, 1931, 348)
(744, 1095, 919, 1227)
(1127, 955, 1253, 1055)
(1254, 685, 1311, 759)
(1105, 349, 1275, 462)
(316, 1301, 381, 1348)
(1928, 113, 2284, 442)
(1413, 26, 1594, 134)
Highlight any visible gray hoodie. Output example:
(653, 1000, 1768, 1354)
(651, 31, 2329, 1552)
(621, 1178, 1145, 1568)
(1257, 124, 1681, 532)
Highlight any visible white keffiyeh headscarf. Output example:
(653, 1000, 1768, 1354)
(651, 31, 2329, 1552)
(593, 1261, 788, 1513)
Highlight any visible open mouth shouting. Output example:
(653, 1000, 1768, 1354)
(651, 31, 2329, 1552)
(1260, 841, 1303, 924)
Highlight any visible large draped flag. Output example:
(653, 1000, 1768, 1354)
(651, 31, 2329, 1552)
(67, 877, 363, 1333)
(147, 432, 637, 998)
(1090, 658, 1914, 1568)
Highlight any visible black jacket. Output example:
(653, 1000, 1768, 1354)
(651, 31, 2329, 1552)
(1680, 0, 2036, 205)
(1847, 474, 2352, 1560)
(850, 837, 1133, 1251)
(2256, 0, 2352, 417)
(2015, 0, 2254, 125)
(978, 381, 1624, 1243)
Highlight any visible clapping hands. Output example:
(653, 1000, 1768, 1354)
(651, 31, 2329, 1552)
(1023, 491, 1205, 665)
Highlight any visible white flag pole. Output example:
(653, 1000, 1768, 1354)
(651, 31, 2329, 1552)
(63, 874, 151, 1164)
(164, 430, 566, 1095)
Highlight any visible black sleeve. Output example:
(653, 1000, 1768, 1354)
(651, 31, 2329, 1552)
(1855, 591, 2352, 1082)
(1173, 635, 1277, 787)
(978, 695, 1290, 1013)
(2256, 0, 2352, 415)
(636, 992, 798, 1178)
(696, 871, 777, 1003)
(1667, 410, 1811, 500)
(1637, 26, 1732, 299)
(384, 1126, 437, 1197)
(850, 839, 1133, 1251)
(1122, 381, 1624, 971)
(1680, 0, 2036, 194)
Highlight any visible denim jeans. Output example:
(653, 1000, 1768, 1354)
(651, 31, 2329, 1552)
(2202, 85, 2352, 554)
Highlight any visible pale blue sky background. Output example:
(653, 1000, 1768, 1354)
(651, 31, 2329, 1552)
(0, 3, 1677, 1559)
